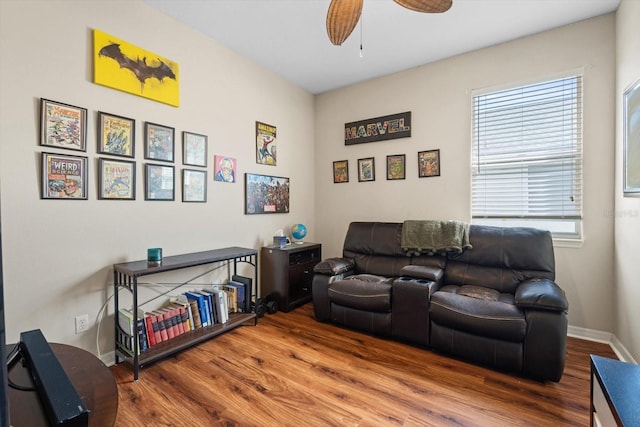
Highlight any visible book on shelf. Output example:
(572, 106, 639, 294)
(158, 307, 178, 339)
(184, 291, 209, 327)
(144, 314, 157, 347)
(208, 288, 228, 324)
(152, 309, 170, 342)
(117, 308, 147, 354)
(221, 284, 238, 313)
(168, 301, 189, 333)
(185, 297, 202, 329)
(231, 274, 252, 312)
(198, 290, 217, 324)
(170, 295, 194, 332)
(147, 312, 162, 343)
(225, 280, 246, 313)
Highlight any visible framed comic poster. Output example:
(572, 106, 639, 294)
(418, 149, 440, 178)
(41, 152, 88, 199)
(256, 121, 276, 166)
(182, 169, 207, 202)
(40, 98, 87, 151)
(357, 157, 375, 182)
(97, 111, 135, 158)
(98, 158, 135, 200)
(245, 173, 289, 214)
(145, 122, 175, 162)
(386, 154, 406, 180)
(183, 131, 207, 167)
(214, 155, 237, 183)
(333, 160, 349, 183)
(623, 77, 640, 196)
(145, 163, 175, 201)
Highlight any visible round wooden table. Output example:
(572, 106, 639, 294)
(7, 343, 118, 426)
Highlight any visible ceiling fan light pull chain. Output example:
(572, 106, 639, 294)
(359, 13, 364, 58)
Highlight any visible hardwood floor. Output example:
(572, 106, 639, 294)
(111, 303, 617, 426)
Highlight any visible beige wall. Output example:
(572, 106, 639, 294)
(315, 15, 616, 335)
(615, 0, 640, 363)
(0, 0, 315, 353)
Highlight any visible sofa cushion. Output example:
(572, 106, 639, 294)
(328, 275, 392, 312)
(430, 285, 526, 342)
(400, 265, 443, 281)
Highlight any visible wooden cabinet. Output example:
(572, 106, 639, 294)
(590, 355, 640, 426)
(113, 247, 258, 380)
(260, 243, 321, 312)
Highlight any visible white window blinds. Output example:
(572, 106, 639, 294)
(471, 75, 583, 237)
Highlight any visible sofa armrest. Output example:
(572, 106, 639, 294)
(515, 278, 568, 312)
(399, 265, 444, 283)
(313, 257, 355, 276)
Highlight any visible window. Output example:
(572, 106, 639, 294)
(471, 75, 583, 240)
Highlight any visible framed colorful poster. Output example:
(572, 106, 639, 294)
(418, 149, 440, 178)
(214, 155, 237, 183)
(145, 122, 175, 162)
(245, 173, 289, 214)
(182, 169, 207, 202)
(98, 158, 136, 200)
(357, 157, 375, 182)
(386, 154, 406, 180)
(623, 77, 640, 196)
(41, 152, 88, 199)
(333, 160, 349, 183)
(256, 121, 276, 166)
(145, 163, 175, 201)
(183, 131, 207, 167)
(40, 98, 87, 151)
(97, 111, 135, 158)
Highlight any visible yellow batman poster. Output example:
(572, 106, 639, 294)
(93, 29, 179, 107)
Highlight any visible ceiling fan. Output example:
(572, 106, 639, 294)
(326, 0, 453, 45)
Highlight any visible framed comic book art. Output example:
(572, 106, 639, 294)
(144, 122, 175, 162)
(145, 163, 175, 201)
(418, 149, 440, 178)
(333, 160, 349, 183)
(256, 121, 276, 166)
(214, 155, 236, 183)
(97, 111, 135, 158)
(386, 154, 406, 180)
(40, 98, 87, 152)
(182, 169, 207, 202)
(357, 157, 375, 182)
(183, 131, 208, 167)
(98, 158, 135, 200)
(245, 173, 289, 214)
(41, 152, 88, 199)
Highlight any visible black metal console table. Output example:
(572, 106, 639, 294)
(113, 247, 258, 380)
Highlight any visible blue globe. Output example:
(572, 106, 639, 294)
(291, 224, 307, 242)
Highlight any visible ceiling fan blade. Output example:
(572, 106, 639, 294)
(326, 0, 364, 46)
(393, 0, 452, 13)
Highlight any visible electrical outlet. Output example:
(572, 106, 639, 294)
(75, 314, 89, 334)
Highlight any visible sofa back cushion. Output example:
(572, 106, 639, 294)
(343, 222, 446, 276)
(444, 225, 555, 294)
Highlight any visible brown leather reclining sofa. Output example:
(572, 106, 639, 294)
(312, 221, 569, 381)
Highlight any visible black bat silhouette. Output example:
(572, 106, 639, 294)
(99, 43, 176, 92)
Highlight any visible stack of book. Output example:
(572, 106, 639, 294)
(117, 277, 249, 355)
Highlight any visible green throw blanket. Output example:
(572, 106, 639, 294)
(401, 220, 472, 256)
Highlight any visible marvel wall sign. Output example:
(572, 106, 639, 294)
(344, 111, 411, 145)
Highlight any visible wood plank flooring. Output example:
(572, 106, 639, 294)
(111, 303, 617, 426)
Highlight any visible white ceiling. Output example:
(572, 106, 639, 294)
(144, 0, 620, 94)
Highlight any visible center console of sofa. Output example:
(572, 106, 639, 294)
(312, 221, 569, 382)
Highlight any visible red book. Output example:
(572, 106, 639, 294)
(153, 310, 169, 342)
(144, 315, 156, 346)
(161, 309, 175, 340)
(172, 306, 185, 335)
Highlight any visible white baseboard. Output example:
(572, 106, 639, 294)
(100, 350, 116, 367)
(568, 325, 637, 364)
